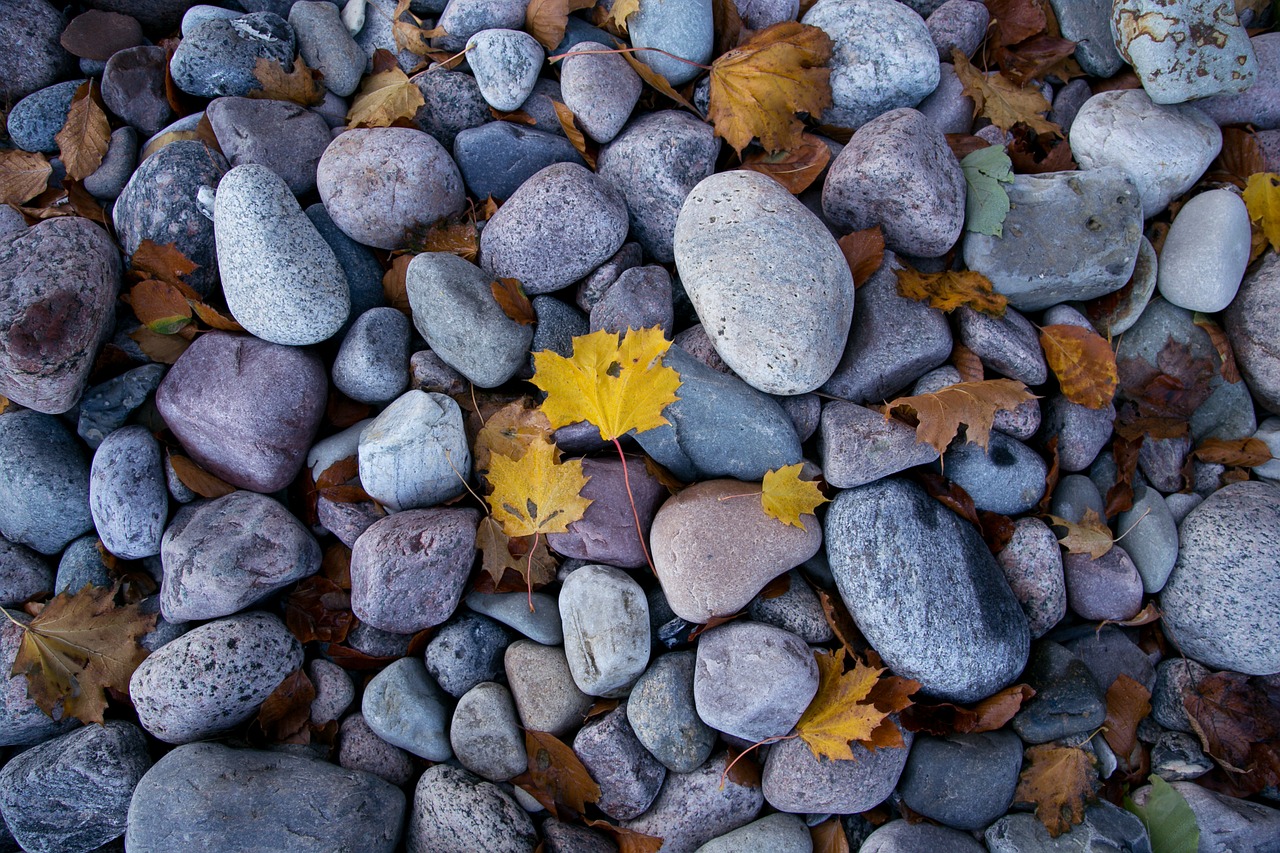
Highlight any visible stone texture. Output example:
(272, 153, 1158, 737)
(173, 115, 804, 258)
(0, 411, 94, 555)
(169, 12, 296, 98)
(357, 390, 470, 511)
(289, 0, 365, 96)
(332, 307, 412, 404)
(862, 821, 986, 853)
(406, 765, 536, 853)
(1111, 0, 1256, 104)
(0, 539, 51, 606)
(559, 41, 643, 144)
(546, 458, 665, 570)
(0, 0, 73, 102)
(762, 724, 913, 813)
(996, 517, 1067, 638)
(623, 753, 764, 853)
(504, 640, 594, 736)
(453, 121, 583, 202)
(1157, 189, 1251, 314)
(897, 729, 1023, 830)
(466, 28, 543, 112)
(89, 426, 166, 560)
(985, 802, 1151, 852)
(206, 96, 332, 196)
(627, 651, 717, 774)
(559, 564, 651, 697)
(574, 704, 666, 820)
(1226, 250, 1280, 415)
(450, 682, 526, 782)
(426, 612, 513, 697)
(361, 657, 452, 760)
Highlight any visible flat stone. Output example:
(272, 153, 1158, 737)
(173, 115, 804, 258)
(169, 12, 296, 98)
(83, 126, 139, 201)
(206, 96, 332, 196)
(547, 458, 664, 570)
(985, 801, 1151, 852)
(1197, 32, 1280, 128)
(695, 814, 813, 853)
(623, 753, 764, 853)
(89, 426, 166, 560)
(361, 657, 452, 760)
(1040, 395, 1116, 473)
(918, 61, 974, 134)
(453, 121, 583, 202)
(0, 411, 93, 555)
(559, 41, 642, 144)
(574, 703, 667, 820)
(927, 1, 989, 60)
(1225, 250, 1280, 415)
(693, 621, 818, 741)
(430, 0, 525, 52)
(78, 364, 165, 451)
(306, 203, 387, 334)
(1118, 484, 1179, 593)
(1063, 625, 1156, 693)
(897, 729, 1024, 830)
(1111, 0, 1256, 104)
(1064, 545, 1145, 621)
(762, 724, 913, 813)
(861, 821, 986, 853)
(627, 651, 717, 774)
(466, 590, 563, 644)
(338, 713, 414, 786)
(333, 307, 412, 404)
(504, 640, 593, 736)
(957, 304, 1047, 385)
(406, 765, 536, 853)
(747, 570, 834, 643)
(7, 80, 82, 153)
(1157, 189, 1250, 313)
(589, 265, 674, 336)
(997, 517, 1067, 638)
(1047, 0, 1123, 76)
(450, 681, 527, 782)
(425, 612, 513, 697)
(357, 390, 470, 511)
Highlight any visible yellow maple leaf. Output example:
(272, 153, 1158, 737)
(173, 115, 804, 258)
(760, 463, 828, 530)
(1243, 172, 1280, 252)
(346, 67, 426, 128)
(55, 80, 110, 182)
(1015, 744, 1097, 837)
(485, 435, 593, 537)
(952, 49, 1060, 136)
(795, 648, 920, 761)
(531, 326, 681, 442)
(884, 378, 1037, 455)
(474, 400, 554, 476)
(894, 267, 1008, 317)
(1047, 507, 1114, 560)
(707, 21, 834, 155)
(605, 0, 641, 33)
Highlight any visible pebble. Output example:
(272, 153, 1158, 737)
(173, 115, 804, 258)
(1010, 641, 1106, 743)
(762, 724, 913, 813)
(338, 713, 415, 786)
(0, 216, 121, 415)
(1063, 545, 1145, 621)
(7, 80, 83, 154)
(130, 611, 303, 743)
(694, 621, 818, 741)
(1047, 0, 1122, 77)
(574, 703, 667, 820)
(623, 752, 764, 853)
(0, 721, 149, 853)
(407, 764, 537, 853)
(1083, 235, 1158, 337)
(1226, 250, 1280, 414)
(547, 457, 665, 569)
(169, 12, 297, 98)
(1157, 189, 1250, 313)
(0, 411, 94, 555)
(747, 570, 834, 643)
(83, 126, 140, 201)
(206, 97, 332, 196)
(505, 640, 594, 735)
(467, 590, 564, 644)
(308, 658, 354, 724)
(1136, 780, 1280, 851)
(101, 46, 171, 138)
(0, 0, 72, 102)
(560, 41, 643, 144)
(481, 162, 630, 294)
(695, 813, 812, 853)
(957, 305, 1047, 386)
(411, 68, 493, 149)
(289, 0, 365, 96)
(453, 121, 584, 202)
(1111, 0, 1256, 104)
(941, 432, 1048, 516)
(125, 743, 405, 853)
(917, 62, 973, 134)
(826, 478, 1030, 702)
(181, 5, 246, 36)
(820, 400, 939, 488)
(997, 518, 1067, 638)
(985, 801, 1150, 852)
(89, 426, 166, 560)
(1117, 484, 1179, 593)
(0, 612, 77, 746)
(357, 390, 471, 511)
(450, 681, 527, 782)
(897, 729, 1023, 830)
(350, 508, 479, 633)
(577, 242, 643, 311)
(333, 307, 412, 403)
(1153, 658, 1208, 732)
(823, 108, 964, 257)
(802, 0, 939, 129)
(1050, 78, 1094, 133)
(467, 29, 543, 112)
(628, 0, 713, 86)
(425, 612, 513, 697)
(317, 127, 467, 251)
(156, 332, 328, 492)
(306, 203, 387, 331)
(1197, 32, 1280, 127)
(361, 657, 452, 760)
(1048, 473, 1104, 523)
(674, 170, 856, 395)
(1064, 625, 1156, 692)
(1161, 480, 1280, 674)
(1151, 730, 1213, 781)
(926, 0, 988, 60)
(627, 651, 717, 773)
(862, 821, 985, 853)
(1069, 90, 1222, 219)
(590, 264, 674, 335)
(0, 538, 51, 606)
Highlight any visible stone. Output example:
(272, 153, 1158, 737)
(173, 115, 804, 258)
(317, 127, 467, 251)
(1050, 474, 1105, 523)
(1117, 484, 1179, 593)
(361, 657, 452, 760)
(505, 640, 593, 735)
(822, 108, 964, 257)
(997, 518, 1067, 638)
(0, 0, 73, 102)
(130, 611, 303, 743)
(206, 96, 332, 196)
(425, 612, 512, 697)
(1151, 730, 1213, 781)
(557, 564, 650, 697)
(861, 821, 986, 853)
(1133, 779, 1280, 851)
(0, 721, 149, 853)
(1047, 0, 1123, 77)
(542, 819, 618, 853)
(695, 814, 813, 853)
(101, 46, 171, 137)
(957, 304, 1047, 385)
(531, 296, 589, 367)
(674, 170, 855, 395)
(1051, 78, 1095, 133)
(917, 62, 974, 134)
(590, 264, 674, 335)
(81, 125, 138, 201)
(963, 168, 1143, 311)
(333, 307, 412, 404)
(0, 538, 51, 606)
(1226, 250, 1280, 415)
(559, 41, 643, 144)
(1063, 625, 1156, 692)
(1063, 546, 1145, 621)
(627, 651, 717, 773)
(651, 479, 823, 623)
(357, 390, 470, 511)
(6, 80, 82, 153)
(410, 68, 492, 149)
(89, 426, 166, 560)
(0, 411, 93, 555)
(1011, 641, 1107, 744)
(985, 801, 1151, 852)
(927, 0, 989, 60)
(1111, 0, 1256, 104)
(941, 432, 1048, 516)
(1041, 396, 1116, 473)
(289, 0, 365, 96)
(762, 724, 913, 813)
(0, 612, 77, 746)
(79, 368, 163, 453)
(747, 570, 833, 643)
(430, 0, 525, 51)
(156, 332, 327, 493)
(897, 730, 1023, 830)
(480, 162, 630, 294)
(406, 765, 536, 853)
(1157, 189, 1250, 313)
(354, 0, 422, 72)
(450, 681, 527, 782)
(1197, 32, 1280, 128)
(0, 217, 121, 415)
(546, 458, 665, 570)
(338, 713, 414, 786)
(1069, 90, 1221, 219)
(453, 121, 583, 202)
(466, 29, 543, 112)
(169, 12, 297, 98)
(574, 704, 667, 820)
(628, 0, 713, 86)
(308, 658, 353, 724)
(577, 242, 643, 311)
(623, 753, 764, 853)
(826, 478, 1030, 702)
(802, 0, 939, 130)
(466, 591, 563, 644)
(125, 743, 405, 853)
(306, 203, 387, 333)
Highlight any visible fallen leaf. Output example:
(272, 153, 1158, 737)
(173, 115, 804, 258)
(970, 683, 1037, 731)
(128, 327, 190, 364)
(741, 133, 831, 194)
(796, 648, 920, 761)
(519, 729, 602, 817)
(960, 144, 1015, 237)
(326, 390, 372, 430)
(759, 573, 791, 600)
(255, 668, 315, 744)
(901, 683, 1035, 734)
(392, 0, 448, 55)
(491, 277, 536, 325)
(707, 21, 834, 155)
(126, 280, 193, 335)
(1124, 775, 1200, 853)
(1040, 323, 1118, 410)
(347, 66, 426, 128)
(810, 818, 851, 853)
(838, 226, 885, 287)
(189, 300, 246, 332)
(584, 820, 664, 853)
(168, 455, 236, 498)
(986, 0, 1046, 46)
(404, 217, 479, 260)
(55, 81, 111, 182)
(60, 10, 144, 61)
(885, 378, 1037, 454)
(1099, 601, 1162, 629)
(318, 484, 376, 504)
(9, 584, 156, 725)
(128, 240, 200, 289)
(1007, 124, 1078, 174)
(250, 56, 325, 106)
(918, 469, 983, 528)
(531, 326, 682, 442)
(618, 49, 700, 114)
(1103, 673, 1152, 760)
(760, 463, 828, 531)
(1037, 435, 1060, 515)
(526, 0, 598, 50)
(1015, 744, 1098, 837)
(283, 575, 354, 644)
(994, 34, 1079, 85)
(952, 341, 986, 382)
(894, 267, 1008, 316)
(1118, 339, 1215, 420)
(0, 150, 52, 205)
(551, 100, 597, 169)
(712, 0, 745, 56)
(316, 457, 360, 490)
(604, 0, 640, 33)
(1194, 436, 1273, 467)
(816, 587, 864, 660)
(475, 515, 559, 591)
(1183, 670, 1280, 794)
(486, 436, 593, 537)
(1047, 507, 1114, 559)
(1192, 313, 1242, 384)
(474, 400, 554, 475)
(1210, 127, 1265, 188)
(1104, 426, 1142, 518)
(1243, 171, 1280, 252)
(953, 50, 1059, 136)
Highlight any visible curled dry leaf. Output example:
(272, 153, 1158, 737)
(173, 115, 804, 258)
(795, 648, 920, 761)
(810, 818, 851, 853)
(894, 267, 1008, 316)
(255, 668, 316, 744)
(168, 455, 236, 499)
(0, 149, 53, 205)
(885, 378, 1037, 455)
(283, 575, 354, 644)
(740, 133, 831, 194)
(760, 463, 828, 531)
(618, 49, 700, 114)
(838, 226, 885, 287)
(189, 300, 245, 332)
(491, 278, 536, 325)
(603, 0, 640, 33)
(1193, 437, 1274, 467)
(405, 216, 479, 260)
(518, 729, 602, 817)
(128, 327, 190, 364)
(346, 65, 426, 128)
(952, 50, 1059, 136)
(526, 0, 598, 50)
(551, 100, 597, 169)
(1192, 313, 1242, 384)
(474, 515, 559, 592)
(1103, 673, 1152, 762)
(901, 683, 1035, 735)
(128, 239, 200, 287)
(392, 0, 448, 55)
(1040, 323, 1118, 410)
(56, 80, 111, 182)
(1015, 744, 1098, 837)
(126, 280, 193, 335)
(1046, 507, 1114, 560)
(584, 819, 665, 853)
(1182, 670, 1280, 796)
(250, 56, 326, 106)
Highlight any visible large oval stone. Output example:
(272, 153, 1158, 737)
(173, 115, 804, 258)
(0, 411, 93, 555)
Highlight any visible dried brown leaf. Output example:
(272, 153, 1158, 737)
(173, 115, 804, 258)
(1193, 437, 1274, 467)
(128, 326, 190, 364)
(740, 133, 831, 194)
(1103, 673, 1151, 761)
(56, 81, 111, 182)
(255, 668, 315, 744)
(953, 49, 1060, 136)
(284, 576, 354, 644)
(584, 820, 664, 853)
(347, 65, 426, 127)
(552, 100, 597, 169)
(838, 226, 885, 287)
(250, 56, 326, 106)
(1040, 323, 1118, 410)
(526, 0, 598, 50)
(60, 10, 144, 61)
(810, 818, 851, 853)
(491, 277, 536, 325)
(169, 455, 236, 498)
(0, 150, 52, 206)
(520, 729, 602, 817)
(1047, 507, 1115, 559)
(189, 300, 245, 332)
(1015, 744, 1098, 837)
(1193, 313, 1242, 384)
(885, 378, 1037, 454)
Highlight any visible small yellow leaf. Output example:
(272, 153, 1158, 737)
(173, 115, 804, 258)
(1040, 324, 1118, 410)
(1047, 507, 1114, 559)
(795, 648, 920, 761)
(885, 378, 1037, 454)
(894, 266, 1008, 316)
(1243, 172, 1280, 252)
(55, 80, 111, 181)
(953, 49, 1060, 136)
(606, 0, 641, 33)
(485, 436, 593, 538)
(346, 67, 426, 128)
(760, 463, 828, 530)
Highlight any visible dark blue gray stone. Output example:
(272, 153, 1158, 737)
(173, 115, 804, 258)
(762, 724, 913, 813)
(6, 80, 84, 154)
(1046, 0, 1123, 77)
(0, 410, 93, 555)
(83, 127, 140, 201)
(102, 46, 172, 137)
(333, 308, 412, 404)
(941, 431, 1048, 516)
(305, 203, 386, 334)
(169, 13, 297, 99)
(985, 801, 1151, 852)
(590, 265, 674, 336)
(626, 651, 717, 774)
(862, 821, 986, 853)
(77, 363, 166, 450)
(0, 537, 51, 607)
(574, 703, 666, 820)
(89, 426, 167, 560)
(411, 68, 492, 149)
(1011, 641, 1107, 744)
(530, 296, 589, 364)
(54, 535, 112, 593)
(453, 121, 584, 202)
(289, 0, 365, 97)
(820, 399, 940, 488)
(425, 612, 512, 698)
(897, 729, 1023, 830)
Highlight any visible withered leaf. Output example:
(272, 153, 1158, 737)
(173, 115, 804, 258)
(526, 0, 598, 50)
(1103, 673, 1152, 761)
(551, 100, 597, 169)
(1192, 313, 1242, 384)
(128, 326, 190, 364)
(392, 0, 448, 55)
(406, 217, 479, 260)
(816, 587, 864, 660)
(317, 456, 359, 490)
(1193, 437, 1274, 467)
(810, 818, 851, 853)
(0, 149, 52, 206)
(255, 668, 316, 744)
(491, 277, 536, 325)
(838, 226, 885, 287)
(1243, 172, 1280, 252)
(952, 341, 986, 383)
(584, 820, 664, 853)
(1183, 670, 1280, 795)
(382, 254, 413, 314)
(284, 575, 354, 644)
(1118, 339, 1215, 420)
(474, 515, 559, 593)
(168, 455, 236, 498)
(1047, 507, 1114, 560)
(894, 267, 1008, 316)
(347, 66, 426, 127)
(1015, 744, 1098, 837)
(902, 683, 1035, 735)
(189, 300, 245, 332)
(712, 0, 745, 57)
(740, 133, 831, 194)
(519, 729, 602, 817)
(1040, 323, 1118, 410)
(953, 50, 1059, 136)
(994, 34, 1080, 85)
(796, 648, 920, 760)
(56, 81, 111, 182)
(885, 378, 1037, 454)
(987, 0, 1047, 46)
(127, 280, 193, 335)
(618, 49, 700, 114)
(128, 239, 200, 288)
(250, 56, 326, 106)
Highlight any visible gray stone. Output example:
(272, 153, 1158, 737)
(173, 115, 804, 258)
(1117, 484, 1178, 593)
(466, 590, 563, 644)
(505, 640, 593, 736)
(0, 411, 93, 555)
(338, 713, 414, 786)
(89, 426, 166, 560)
(574, 704, 667, 820)
(942, 432, 1048, 515)
(733, 0, 800, 28)
(354, 0, 422, 72)
(628, 0, 713, 86)
(927, 0, 988, 60)
(826, 478, 1030, 702)
(83, 126, 139, 202)
(206, 96, 332, 196)
(0, 721, 149, 853)
(431, 0, 525, 51)
(747, 570, 834, 643)
(170, 13, 296, 98)
(762, 724, 913, 813)
(802, 0, 939, 130)
(623, 752, 764, 853)
(306, 203, 387, 333)
(627, 651, 717, 774)
(411, 68, 492, 149)
(1049, 473, 1105, 523)
(350, 508, 479, 633)
(333, 307, 411, 404)
(357, 390, 470, 511)
(963, 168, 1142, 311)
(362, 657, 452, 760)
(1063, 625, 1156, 693)
(1157, 189, 1250, 313)
(425, 612, 513, 697)
(862, 821, 986, 853)
(1198, 32, 1280, 128)
(898, 729, 1023, 830)
(675, 170, 855, 395)
(101, 46, 171, 138)
(1226, 250, 1280, 415)
(1011, 641, 1107, 744)
(1064, 545, 1145, 621)
(481, 162, 630, 295)
(1042, 395, 1117, 473)
(694, 621, 818, 741)
(577, 242, 642, 312)
(307, 658, 353, 724)
(1111, 0, 1256, 104)
(1151, 730, 1213, 781)
(695, 814, 812, 853)
(1082, 236, 1158, 338)
(453, 121, 583, 202)
(918, 62, 974, 134)
(450, 681, 527, 782)
(559, 564, 650, 697)
(466, 29, 542, 112)
(1135, 778, 1280, 851)
(958, 304, 1047, 385)
(6, 80, 82, 153)
(1069, 90, 1221, 219)
(985, 801, 1151, 852)
(560, 41, 642, 144)
(590, 264, 674, 335)
(0, 538, 51, 606)
(0, 612, 76, 746)
(0, 0, 72, 102)
(130, 611, 303, 743)
(182, 5, 247, 36)
(1047, 0, 1122, 77)
(407, 764, 536, 853)
(290, 0, 364, 96)
(543, 819, 618, 853)
(0, 217, 121, 415)
(125, 743, 405, 853)
(1052, 78, 1095, 133)
(531, 296, 589, 367)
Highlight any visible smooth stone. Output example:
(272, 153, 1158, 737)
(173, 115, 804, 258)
(357, 390, 470, 511)
(628, 0, 713, 86)
(1165, 491, 1203, 523)
(0, 411, 93, 555)
(1069, 90, 1221, 219)
(996, 517, 1067, 636)
(941, 432, 1048, 516)
(1063, 625, 1156, 692)
(0, 217, 121, 415)
(963, 168, 1142, 311)
(125, 743, 405, 853)
(820, 400, 938, 488)
(83, 126, 139, 201)
(89, 426, 166, 559)
(425, 612, 513, 697)
(466, 29, 542, 112)
(407, 764, 536, 853)
(1161, 481, 1280, 674)
(957, 304, 1047, 385)
(100, 46, 170, 138)
(651, 478, 823, 624)
(1082, 237, 1158, 337)
(577, 242, 642, 311)
(695, 814, 812, 853)
(130, 611, 302, 743)
(354, 0, 422, 72)
(733, 0, 800, 28)
(0, 539, 51, 606)
(156, 332, 327, 492)
(347, 622, 413, 657)
(747, 570, 833, 643)
(305, 203, 387, 333)
(308, 658, 353, 724)
(574, 704, 666, 820)
(623, 753, 764, 853)
(589, 264, 674, 335)
(985, 801, 1151, 852)
(1157, 189, 1250, 313)
(206, 97, 332, 196)
(0, 720, 148, 853)
(559, 41, 643, 144)
(466, 591, 563, 644)
(333, 307, 412, 404)
(410, 68, 492, 149)
(480, 162, 630, 294)
(862, 821, 986, 853)
(674, 170, 855, 395)
(1063, 545, 1145, 621)
(450, 681, 527, 782)
(0, 0, 73, 102)
(1047, 0, 1123, 76)
(823, 108, 964, 257)
(802, 0, 939, 130)
(169, 12, 296, 98)
(306, 417, 369, 480)
(897, 729, 1023, 830)
(317, 127, 467, 251)
(826, 478, 1030, 702)
(350, 507, 478, 633)
(1010, 641, 1106, 744)
(1117, 484, 1179, 593)
(1132, 781, 1280, 852)
(547, 457, 664, 570)
(430, 0, 524, 51)
(1139, 433, 1191, 492)
(627, 651, 716, 774)
(114, 140, 228, 296)
(1197, 32, 1280, 128)
(822, 251, 951, 401)
(0, 613, 77, 746)
(453, 121, 583, 202)
(338, 713, 415, 786)
(504, 640, 593, 736)
(635, 345, 804, 483)
(531, 295, 590, 367)
(1051, 78, 1094, 133)
(762, 724, 913, 813)
(927, 0, 989, 60)
(1111, 0, 1256, 104)
(1226, 250, 1280, 415)
(918, 61, 974, 134)
(406, 252, 533, 387)
(181, 5, 247, 35)
(693, 621, 818, 741)
(1049, 473, 1105, 523)
(362, 657, 452, 760)
(289, 0, 364, 96)
(7, 80, 82, 153)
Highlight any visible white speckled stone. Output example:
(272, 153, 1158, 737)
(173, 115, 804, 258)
(1157, 189, 1251, 313)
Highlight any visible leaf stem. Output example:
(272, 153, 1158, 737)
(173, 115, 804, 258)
(527, 532, 538, 613)
(547, 45, 712, 70)
(611, 438, 656, 575)
(718, 734, 797, 789)
(715, 490, 763, 502)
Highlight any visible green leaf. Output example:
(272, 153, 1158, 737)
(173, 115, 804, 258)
(1124, 775, 1199, 853)
(146, 315, 191, 335)
(960, 145, 1014, 237)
